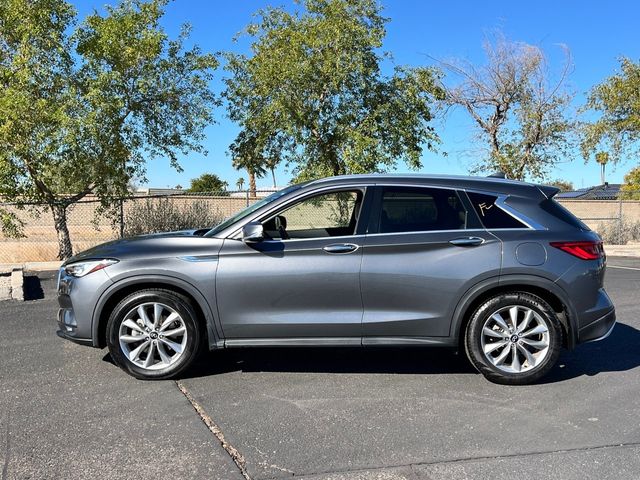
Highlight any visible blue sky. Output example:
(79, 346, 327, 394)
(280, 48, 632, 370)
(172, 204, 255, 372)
(72, 0, 640, 189)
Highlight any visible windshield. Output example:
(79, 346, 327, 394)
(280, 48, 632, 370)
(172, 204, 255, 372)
(205, 184, 304, 237)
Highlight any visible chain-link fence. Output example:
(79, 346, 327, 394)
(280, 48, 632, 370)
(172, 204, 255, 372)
(2, 189, 640, 264)
(0, 190, 273, 264)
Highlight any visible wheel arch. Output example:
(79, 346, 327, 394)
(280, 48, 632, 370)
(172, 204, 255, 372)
(451, 275, 578, 350)
(92, 275, 222, 350)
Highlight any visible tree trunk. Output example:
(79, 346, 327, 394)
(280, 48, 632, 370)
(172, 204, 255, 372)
(248, 170, 257, 197)
(51, 204, 73, 260)
(270, 168, 277, 188)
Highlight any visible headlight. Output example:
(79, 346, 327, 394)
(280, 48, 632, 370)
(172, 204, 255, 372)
(64, 259, 119, 278)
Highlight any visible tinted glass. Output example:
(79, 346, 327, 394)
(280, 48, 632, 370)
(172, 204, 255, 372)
(466, 192, 527, 229)
(264, 191, 361, 240)
(540, 199, 590, 230)
(377, 187, 467, 233)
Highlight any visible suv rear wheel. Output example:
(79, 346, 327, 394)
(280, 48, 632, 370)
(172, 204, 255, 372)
(465, 292, 562, 385)
(106, 289, 202, 380)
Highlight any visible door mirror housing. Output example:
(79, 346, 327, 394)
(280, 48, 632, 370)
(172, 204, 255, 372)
(242, 221, 264, 243)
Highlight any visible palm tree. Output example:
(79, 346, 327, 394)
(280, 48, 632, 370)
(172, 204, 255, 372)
(265, 156, 279, 188)
(595, 151, 609, 185)
(236, 177, 245, 191)
(230, 132, 267, 197)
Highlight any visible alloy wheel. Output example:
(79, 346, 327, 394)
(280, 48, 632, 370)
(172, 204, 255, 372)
(480, 305, 550, 374)
(118, 302, 188, 370)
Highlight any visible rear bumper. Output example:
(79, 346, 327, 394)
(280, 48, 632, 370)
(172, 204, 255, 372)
(577, 307, 616, 343)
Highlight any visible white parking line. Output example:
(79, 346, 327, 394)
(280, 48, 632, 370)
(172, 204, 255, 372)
(609, 265, 640, 271)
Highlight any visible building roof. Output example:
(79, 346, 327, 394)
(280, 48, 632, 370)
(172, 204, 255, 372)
(556, 184, 622, 200)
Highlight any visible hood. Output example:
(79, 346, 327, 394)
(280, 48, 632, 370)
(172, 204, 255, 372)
(64, 229, 221, 265)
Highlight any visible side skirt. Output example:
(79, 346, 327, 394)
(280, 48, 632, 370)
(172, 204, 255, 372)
(222, 337, 457, 348)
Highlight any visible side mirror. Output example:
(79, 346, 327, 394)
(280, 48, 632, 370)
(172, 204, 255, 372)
(242, 221, 264, 243)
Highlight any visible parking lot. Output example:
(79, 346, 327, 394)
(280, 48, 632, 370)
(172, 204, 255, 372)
(1, 258, 639, 480)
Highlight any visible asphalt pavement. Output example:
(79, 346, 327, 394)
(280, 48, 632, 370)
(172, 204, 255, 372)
(1, 259, 639, 479)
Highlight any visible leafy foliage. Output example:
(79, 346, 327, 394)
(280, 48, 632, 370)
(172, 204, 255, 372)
(188, 173, 229, 194)
(224, 0, 444, 182)
(0, 208, 24, 238)
(0, 0, 218, 258)
(123, 197, 224, 237)
(439, 34, 575, 180)
(582, 58, 640, 164)
(621, 166, 640, 200)
(547, 179, 574, 192)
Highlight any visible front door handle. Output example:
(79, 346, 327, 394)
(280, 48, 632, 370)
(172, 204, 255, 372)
(449, 236, 485, 247)
(323, 243, 359, 254)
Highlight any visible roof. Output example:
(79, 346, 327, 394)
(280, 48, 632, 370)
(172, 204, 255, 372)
(556, 184, 622, 200)
(304, 173, 553, 198)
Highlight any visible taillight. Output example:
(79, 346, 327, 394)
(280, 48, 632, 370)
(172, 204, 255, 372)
(550, 241, 603, 260)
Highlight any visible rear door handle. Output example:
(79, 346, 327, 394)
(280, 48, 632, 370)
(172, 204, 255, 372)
(449, 236, 485, 247)
(322, 243, 359, 254)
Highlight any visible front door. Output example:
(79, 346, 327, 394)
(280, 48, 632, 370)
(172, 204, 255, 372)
(216, 188, 368, 342)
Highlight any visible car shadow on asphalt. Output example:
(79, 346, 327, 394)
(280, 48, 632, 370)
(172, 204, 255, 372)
(182, 346, 477, 378)
(100, 323, 640, 383)
(540, 322, 640, 384)
(177, 322, 640, 383)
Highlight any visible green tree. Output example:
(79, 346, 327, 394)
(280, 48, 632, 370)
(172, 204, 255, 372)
(0, 0, 217, 259)
(235, 177, 245, 190)
(582, 58, 640, 164)
(188, 173, 228, 193)
(621, 166, 640, 200)
(224, 0, 444, 182)
(547, 179, 574, 192)
(438, 34, 575, 180)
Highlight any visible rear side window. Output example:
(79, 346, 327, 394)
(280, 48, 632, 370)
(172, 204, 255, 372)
(540, 199, 590, 230)
(466, 192, 528, 229)
(376, 187, 467, 233)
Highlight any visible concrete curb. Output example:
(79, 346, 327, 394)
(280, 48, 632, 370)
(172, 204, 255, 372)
(23, 261, 63, 272)
(604, 244, 640, 258)
(11, 267, 24, 301)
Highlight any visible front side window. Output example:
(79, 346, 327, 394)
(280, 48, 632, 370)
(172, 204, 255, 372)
(375, 187, 467, 234)
(263, 190, 362, 240)
(206, 183, 305, 237)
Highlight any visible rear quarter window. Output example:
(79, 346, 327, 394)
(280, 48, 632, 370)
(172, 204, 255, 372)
(540, 199, 590, 230)
(466, 192, 528, 229)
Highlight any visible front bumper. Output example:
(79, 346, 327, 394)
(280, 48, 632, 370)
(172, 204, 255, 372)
(56, 328, 93, 345)
(56, 267, 113, 347)
(577, 307, 616, 343)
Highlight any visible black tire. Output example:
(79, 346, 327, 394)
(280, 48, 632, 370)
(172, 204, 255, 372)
(464, 292, 563, 385)
(106, 288, 202, 380)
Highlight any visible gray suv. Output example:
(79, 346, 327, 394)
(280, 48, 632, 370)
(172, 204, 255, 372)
(57, 174, 616, 384)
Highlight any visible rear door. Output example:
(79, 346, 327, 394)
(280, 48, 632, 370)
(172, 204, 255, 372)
(360, 185, 502, 340)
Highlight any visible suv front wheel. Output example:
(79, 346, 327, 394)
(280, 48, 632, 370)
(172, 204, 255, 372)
(106, 289, 202, 380)
(465, 292, 563, 385)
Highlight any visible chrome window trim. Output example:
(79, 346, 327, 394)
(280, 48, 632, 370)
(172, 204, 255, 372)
(365, 228, 488, 238)
(223, 181, 546, 240)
